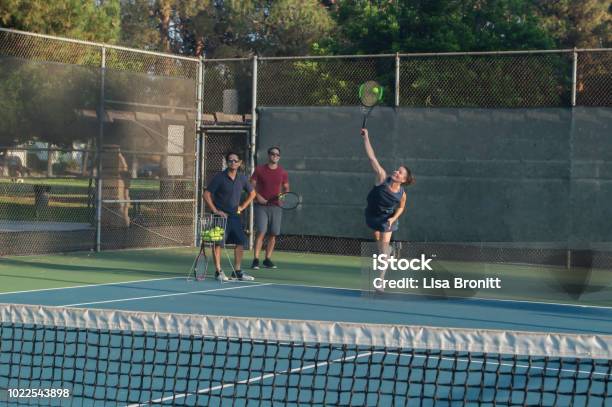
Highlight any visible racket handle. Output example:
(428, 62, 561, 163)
(362, 115, 367, 129)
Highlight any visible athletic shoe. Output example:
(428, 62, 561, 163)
(232, 271, 255, 281)
(215, 271, 229, 282)
(263, 258, 277, 269)
(251, 258, 260, 269)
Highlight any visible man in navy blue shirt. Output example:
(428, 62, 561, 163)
(204, 151, 257, 281)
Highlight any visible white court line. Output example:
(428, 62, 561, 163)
(2, 267, 609, 310)
(62, 283, 272, 307)
(383, 352, 612, 379)
(129, 347, 612, 406)
(128, 351, 375, 406)
(0, 277, 184, 296)
(262, 281, 612, 310)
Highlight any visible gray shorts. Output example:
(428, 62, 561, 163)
(254, 204, 282, 236)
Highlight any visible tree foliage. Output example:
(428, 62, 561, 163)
(0, 0, 121, 43)
(0, 59, 99, 147)
(119, 0, 335, 57)
(2, 0, 608, 56)
(534, 0, 611, 48)
(119, 0, 209, 53)
(324, 0, 556, 54)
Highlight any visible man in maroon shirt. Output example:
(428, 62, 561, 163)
(250, 146, 289, 269)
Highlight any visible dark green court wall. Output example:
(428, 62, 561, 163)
(257, 107, 611, 244)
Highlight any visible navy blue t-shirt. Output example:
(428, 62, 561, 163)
(206, 170, 253, 213)
(366, 177, 404, 216)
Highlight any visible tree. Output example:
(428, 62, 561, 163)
(305, 1, 567, 108)
(533, 1, 611, 106)
(325, 0, 555, 54)
(120, 0, 209, 54)
(0, 58, 99, 148)
(535, 0, 611, 48)
(0, 1, 120, 151)
(238, 0, 335, 56)
(119, 0, 335, 57)
(0, 0, 121, 43)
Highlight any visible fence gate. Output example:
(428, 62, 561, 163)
(198, 124, 252, 246)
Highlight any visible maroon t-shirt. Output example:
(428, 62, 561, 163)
(251, 164, 288, 206)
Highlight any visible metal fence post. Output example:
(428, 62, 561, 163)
(395, 53, 400, 107)
(249, 55, 258, 250)
(95, 46, 106, 252)
(571, 48, 578, 107)
(194, 56, 204, 247)
(567, 48, 579, 268)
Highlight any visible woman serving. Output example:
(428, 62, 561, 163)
(362, 128, 415, 254)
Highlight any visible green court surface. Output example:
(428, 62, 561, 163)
(1, 248, 610, 307)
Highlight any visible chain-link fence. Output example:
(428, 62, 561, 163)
(399, 52, 574, 107)
(251, 50, 610, 108)
(201, 48, 611, 266)
(0, 28, 200, 255)
(2, 26, 610, 263)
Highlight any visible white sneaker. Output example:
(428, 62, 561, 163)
(215, 271, 229, 282)
(232, 271, 255, 281)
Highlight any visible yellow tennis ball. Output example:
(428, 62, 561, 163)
(372, 87, 380, 94)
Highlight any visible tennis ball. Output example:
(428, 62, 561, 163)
(372, 87, 380, 94)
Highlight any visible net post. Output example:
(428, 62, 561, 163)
(249, 55, 258, 250)
(95, 46, 106, 252)
(395, 52, 400, 107)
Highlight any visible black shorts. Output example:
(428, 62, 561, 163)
(365, 212, 398, 233)
(224, 215, 248, 246)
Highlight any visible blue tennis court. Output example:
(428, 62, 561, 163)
(1, 276, 612, 334)
(1, 263, 611, 406)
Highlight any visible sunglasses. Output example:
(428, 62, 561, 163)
(227, 159, 240, 164)
(269, 152, 280, 157)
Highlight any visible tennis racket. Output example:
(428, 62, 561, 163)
(277, 192, 301, 210)
(188, 242, 208, 281)
(359, 80, 384, 128)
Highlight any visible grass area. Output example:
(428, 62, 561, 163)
(0, 178, 92, 187)
(0, 195, 87, 207)
(1, 248, 610, 307)
(0, 177, 194, 222)
(0, 201, 93, 222)
(0, 177, 179, 191)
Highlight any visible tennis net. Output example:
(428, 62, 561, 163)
(0, 303, 610, 406)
